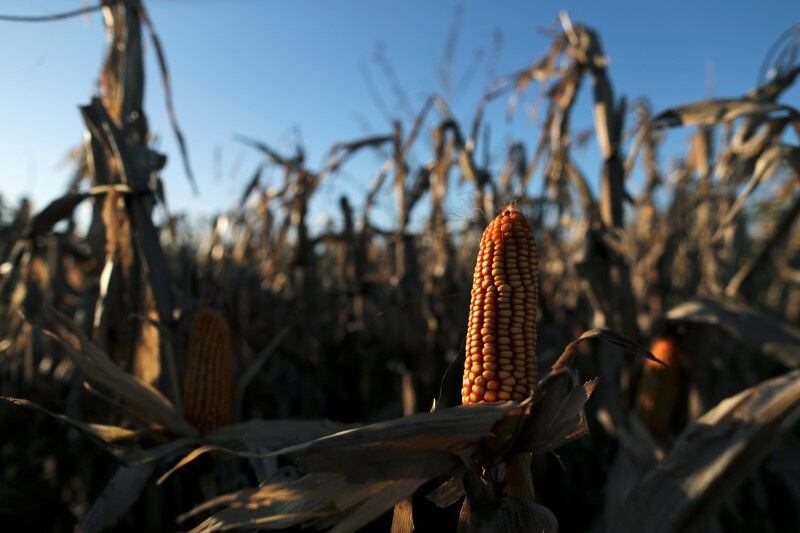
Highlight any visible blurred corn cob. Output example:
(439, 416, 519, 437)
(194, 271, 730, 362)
(462, 205, 539, 404)
(182, 307, 236, 433)
(635, 334, 683, 436)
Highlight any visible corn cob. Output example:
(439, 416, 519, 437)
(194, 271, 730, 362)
(635, 335, 683, 436)
(462, 205, 538, 404)
(182, 307, 236, 433)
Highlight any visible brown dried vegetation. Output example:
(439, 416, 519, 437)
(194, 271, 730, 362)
(1, 3, 800, 533)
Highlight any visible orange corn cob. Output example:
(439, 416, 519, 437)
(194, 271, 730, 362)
(635, 335, 683, 436)
(183, 307, 236, 433)
(462, 205, 539, 404)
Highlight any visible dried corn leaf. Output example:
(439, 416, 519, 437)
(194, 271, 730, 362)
(157, 418, 347, 484)
(265, 401, 518, 460)
(550, 328, 662, 370)
(520, 370, 597, 453)
(627, 99, 800, 172)
(126, 437, 199, 465)
(182, 366, 596, 531)
(205, 418, 348, 446)
(75, 463, 155, 533)
(426, 470, 467, 508)
(330, 479, 426, 533)
(1, 396, 141, 444)
(178, 404, 514, 530)
(22, 192, 90, 239)
(667, 299, 800, 368)
(237, 327, 289, 390)
(139, 5, 197, 194)
(610, 369, 800, 533)
(652, 99, 799, 129)
(181, 475, 412, 532)
(716, 144, 800, 235)
(237, 163, 265, 208)
(41, 304, 197, 436)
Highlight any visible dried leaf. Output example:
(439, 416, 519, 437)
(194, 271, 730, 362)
(1, 396, 141, 444)
(75, 463, 155, 533)
(667, 299, 800, 368)
(23, 192, 90, 238)
(140, 5, 197, 194)
(237, 327, 289, 390)
(550, 328, 662, 371)
(610, 369, 800, 533)
(157, 419, 351, 484)
(265, 402, 517, 460)
(330, 479, 425, 533)
(181, 386, 596, 531)
(627, 99, 800, 172)
(181, 475, 405, 532)
(521, 370, 597, 453)
(426, 471, 466, 508)
(715, 144, 800, 236)
(652, 99, 799, 129)
(41, 304, 197, 436)
(204, 418, 348, 446)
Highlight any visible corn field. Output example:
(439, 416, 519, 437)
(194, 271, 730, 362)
(1, 2, 800, 532)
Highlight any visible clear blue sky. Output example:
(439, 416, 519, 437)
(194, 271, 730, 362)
(0, 0, 797, 227)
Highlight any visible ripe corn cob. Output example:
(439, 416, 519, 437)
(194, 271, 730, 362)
(183, 307, 236, 433)
(462, 205, 539, 404)
(635, 335, 683, 436)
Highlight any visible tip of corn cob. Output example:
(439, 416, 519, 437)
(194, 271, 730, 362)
(644, 335, 683, 369)
(462, 204, 538, 405)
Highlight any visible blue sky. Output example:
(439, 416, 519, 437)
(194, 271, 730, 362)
(0, 0, 798, 227)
